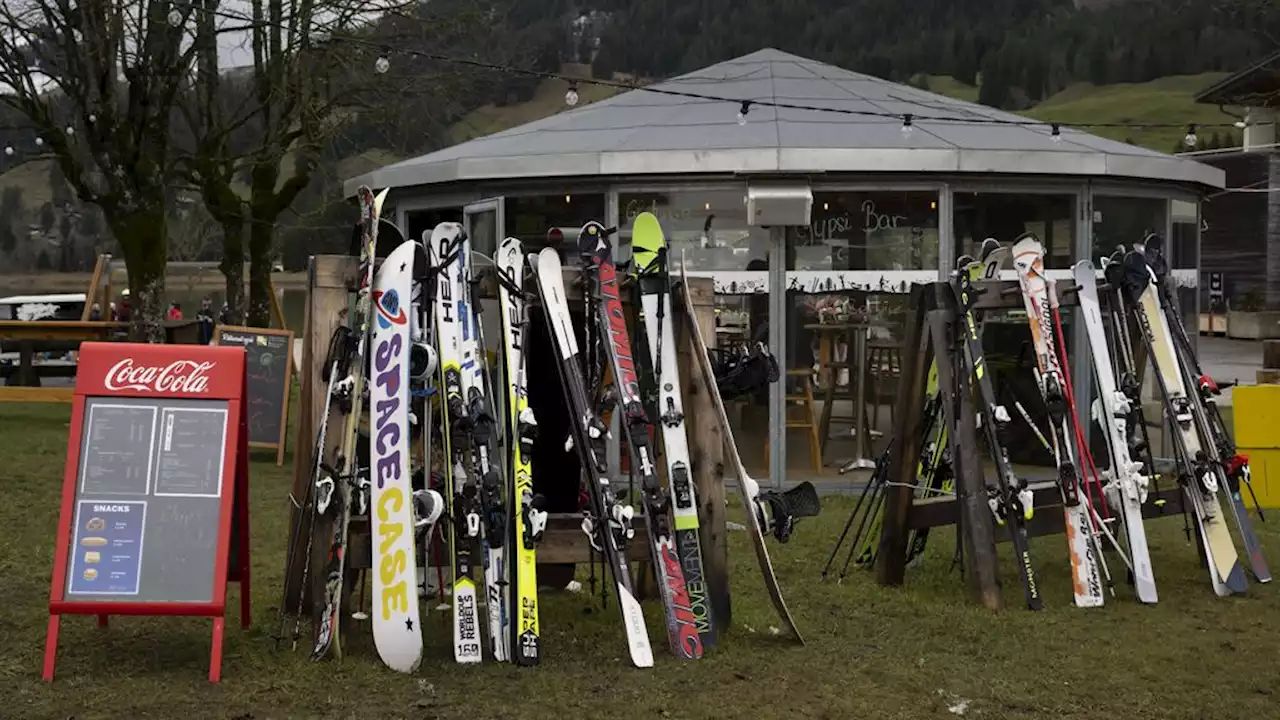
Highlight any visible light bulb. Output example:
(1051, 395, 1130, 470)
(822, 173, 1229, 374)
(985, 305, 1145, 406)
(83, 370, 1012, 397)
(1183, 124, 1198, 149)
(88, 113, 96, 124)
(3, 146, 12, 156)
(167, 8, 182, 27)
(901, 114, 914, 136)
(35, 137, 43, 147)
(65, 126, 74, 136)
(375, 56, 390, 74)
(565, 87, 579, 107)
(737, 101, 751, 126)
(737, 110, 747, 126)
(564, 194, 571, 203)
(1234, 120, 1248, 129)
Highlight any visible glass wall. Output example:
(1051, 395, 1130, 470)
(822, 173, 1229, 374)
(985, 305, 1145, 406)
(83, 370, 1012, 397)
(618, 188, 772, 472)
(1171, 199, 1200, 351)
(1092, 195, 1166, 262)
(953, 192, 1076, 266)
(785, 190, 939, 473)
(506, 193, 606, 264)
(952, 191, 1079, 465)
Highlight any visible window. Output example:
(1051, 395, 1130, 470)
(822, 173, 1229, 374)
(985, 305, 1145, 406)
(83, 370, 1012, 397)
(1092, 196, 1166, 262)
(618, 189, 768, 272)
(506, 193, 606, 262)
(954, 192, 1076, 267)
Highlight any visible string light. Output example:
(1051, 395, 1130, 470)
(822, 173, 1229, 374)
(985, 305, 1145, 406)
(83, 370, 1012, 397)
(1051, 123, 1062, 142)
(168, 8, 183, 27)
(1184, 124, 1198, 148)
(374, 56, 389, 74)
(65, 126, 74, 136)
(737, 100, 751, 126)
(1234, 119, 1248, 129)
(34, 137, 43, 147)
(3, 146, 12, 156)
(564, 82, 579, 107)
(901, 114, 913, 136)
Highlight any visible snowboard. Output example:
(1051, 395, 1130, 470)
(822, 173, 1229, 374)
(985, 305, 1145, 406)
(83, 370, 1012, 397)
(678, 254, 804, 644)
(370, 237, 424, 671)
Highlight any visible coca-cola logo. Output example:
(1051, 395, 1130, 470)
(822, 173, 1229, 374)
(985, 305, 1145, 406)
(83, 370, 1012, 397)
(104, 358, 215, 393)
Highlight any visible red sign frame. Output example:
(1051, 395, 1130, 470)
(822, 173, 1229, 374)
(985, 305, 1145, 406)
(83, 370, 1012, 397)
(42, 342, 252, 683)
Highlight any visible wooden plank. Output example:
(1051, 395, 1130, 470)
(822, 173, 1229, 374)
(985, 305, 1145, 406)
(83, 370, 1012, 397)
(875, 284, 931, 586)
(941, 287, 1002, 609)
(0, 321, 123, 342)
(80, 255, 107, 321)
(678, 275, 729, 631)
(0, 387, 74, 403)
(284, 255, 355, 617)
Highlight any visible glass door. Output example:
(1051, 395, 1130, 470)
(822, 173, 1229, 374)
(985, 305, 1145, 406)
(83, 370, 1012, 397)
(464, 197, 506, 367)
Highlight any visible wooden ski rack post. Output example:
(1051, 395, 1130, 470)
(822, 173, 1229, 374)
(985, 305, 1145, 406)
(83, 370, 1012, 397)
(875, 278, 1183, 609)
(286, 256, 728, 634)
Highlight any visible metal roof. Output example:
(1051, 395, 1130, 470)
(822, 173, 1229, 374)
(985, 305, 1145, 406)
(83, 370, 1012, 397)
(345, 48, 1225, 195)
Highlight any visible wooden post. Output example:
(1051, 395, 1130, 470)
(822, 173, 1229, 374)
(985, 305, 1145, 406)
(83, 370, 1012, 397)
(876, 284, 932, 585)
(268, 276, 288, 331)
(80, 254, 107, 321)
(933, 286, 1001, 609)
(282, 255, 354, 613)
(678, 276, 730, 632)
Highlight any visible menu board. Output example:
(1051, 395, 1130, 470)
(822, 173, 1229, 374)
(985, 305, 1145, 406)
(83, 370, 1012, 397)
(213, 325, 293, 463)
(64, 396, 229, 604)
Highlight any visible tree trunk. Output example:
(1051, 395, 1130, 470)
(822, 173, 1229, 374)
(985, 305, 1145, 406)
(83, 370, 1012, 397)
(220, 219, 247, 326)
(1267, 151, 1280, 309)
(247, 217, 273, 328)
(111, 207, 168, 342)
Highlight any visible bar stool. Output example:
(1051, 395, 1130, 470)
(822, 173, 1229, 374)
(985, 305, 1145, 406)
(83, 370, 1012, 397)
(764, 368, 823, 474)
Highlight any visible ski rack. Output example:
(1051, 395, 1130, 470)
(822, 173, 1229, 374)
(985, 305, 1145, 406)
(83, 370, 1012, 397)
(284, 256, 732, 638)
(876, 279, 1181, 609)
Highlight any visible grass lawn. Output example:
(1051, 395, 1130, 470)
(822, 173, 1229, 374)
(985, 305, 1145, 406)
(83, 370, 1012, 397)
(4, 402, 1280, 719)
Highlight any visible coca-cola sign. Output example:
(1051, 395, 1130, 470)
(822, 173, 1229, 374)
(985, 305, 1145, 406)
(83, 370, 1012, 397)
(104, 358, 215, 394)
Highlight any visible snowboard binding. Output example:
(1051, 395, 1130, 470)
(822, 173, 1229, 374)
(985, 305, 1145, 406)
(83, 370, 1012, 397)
(756, 482, 821, 543)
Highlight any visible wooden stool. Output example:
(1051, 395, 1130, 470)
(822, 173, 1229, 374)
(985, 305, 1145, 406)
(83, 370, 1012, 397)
(765, 369, 823, 474)
(866, 342, 902, 436)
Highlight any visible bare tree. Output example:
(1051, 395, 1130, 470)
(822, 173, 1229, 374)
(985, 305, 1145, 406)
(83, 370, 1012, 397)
(182, 0, 524, 326)
(0, 1, 200, 340)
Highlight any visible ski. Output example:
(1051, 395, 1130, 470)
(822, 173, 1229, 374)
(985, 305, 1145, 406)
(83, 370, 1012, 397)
(1112, 248, 1247, 596)
(453, 235, 512, 663)
(1141, 238, 1270, 583)
(678, 251, 815, 644)
(1011, 233, 1105, 608)
(953, 250, 1042, 610)
(532, 246, 653, 668)
(580, 221, 701, 661)
(427, 222, 483, 663)
(1073, 259, 1157, 603)
(369, 238, 424, 670)
(496, 237, 547, 666)
(312, 185, 387, 661)
(630, 212, 715, 651)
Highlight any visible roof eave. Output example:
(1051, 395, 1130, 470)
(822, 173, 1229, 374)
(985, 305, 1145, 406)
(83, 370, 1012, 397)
(344, 147, 1225, 197)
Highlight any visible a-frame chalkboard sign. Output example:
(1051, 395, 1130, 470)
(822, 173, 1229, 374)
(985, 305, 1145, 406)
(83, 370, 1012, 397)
(42, 342, 252, 683)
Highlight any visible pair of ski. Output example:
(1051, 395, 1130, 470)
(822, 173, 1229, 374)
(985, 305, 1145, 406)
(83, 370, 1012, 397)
(1104, 238, 1269, 596)
(429, 225, 547, 666)
(532, 217, 711, 666)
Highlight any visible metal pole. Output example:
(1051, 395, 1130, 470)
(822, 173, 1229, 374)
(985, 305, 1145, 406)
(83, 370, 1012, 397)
(769, 226, 787, 490)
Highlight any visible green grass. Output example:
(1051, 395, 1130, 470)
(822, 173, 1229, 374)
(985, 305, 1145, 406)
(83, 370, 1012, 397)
(4, 402, 1280, 717)
(918, 74, 981, 104)
(1025, 73, 1240, 152)
(447, 65, 624, 145)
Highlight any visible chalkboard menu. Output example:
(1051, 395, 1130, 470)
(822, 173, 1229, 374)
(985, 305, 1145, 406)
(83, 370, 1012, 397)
(67, 396, 228, 603)
(44, 341, 251, 683)
(213, 325, 294, 465)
